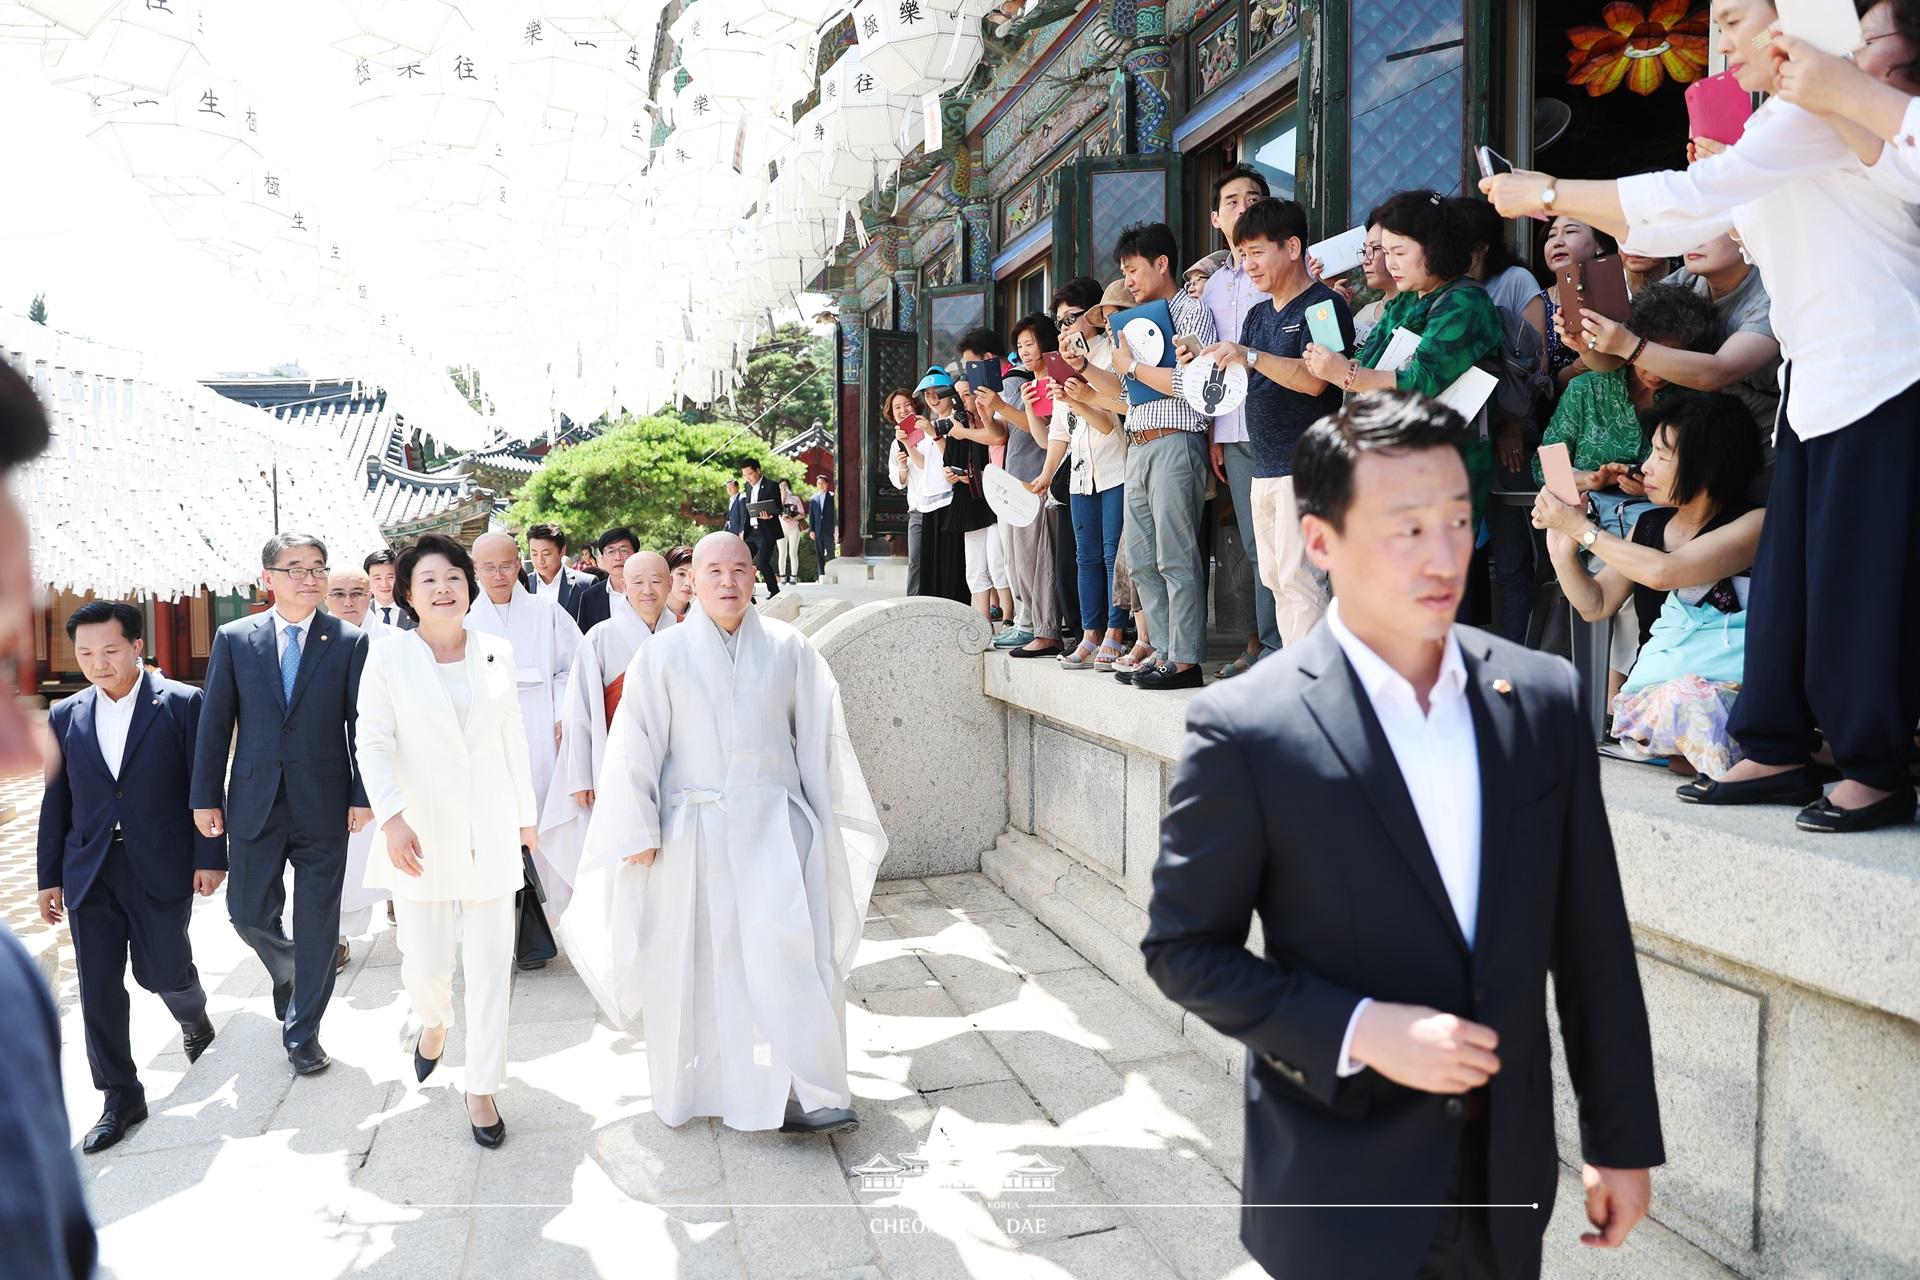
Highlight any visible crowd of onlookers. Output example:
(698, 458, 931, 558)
(883, 0, 1920, 834)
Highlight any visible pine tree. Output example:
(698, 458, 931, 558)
(28, 293, 46, 325)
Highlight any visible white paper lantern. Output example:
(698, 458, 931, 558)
(1, 0, 120, 41)
(850, 0, 983, 98)
(88, 77, 264, 197)
(816, 49, 913, 163)
(333, 0, 472, 65)
(352, 45, 500, 156)
(44, 0, 207, 98)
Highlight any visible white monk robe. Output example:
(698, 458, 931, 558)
(465, 582, 582, 806)
(564, 604, 887, 1130)
(534, 603, 675, 916)
(337, 620, 393, 938)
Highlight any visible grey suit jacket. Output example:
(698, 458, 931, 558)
(190, 610, 371, 842)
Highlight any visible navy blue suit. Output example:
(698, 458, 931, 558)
(573, 576, 613, 632)
(191, 610, 369, 1051)
(40, 671, 223, 1110)
(0, 931, 96, 1279)
(809, 491, 836, 566)
(725, 493, 748, 536)
(1143, 624, 1662, 1280)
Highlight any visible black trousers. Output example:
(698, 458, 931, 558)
(69, 837, 207, 1111)
(748, 529, 781, 596)
(1415, 1120, 1504, 1280)
(1051, 499, 1080, 638)
(225, 784, 346, 1051)
(1729, 372, 1920, 791)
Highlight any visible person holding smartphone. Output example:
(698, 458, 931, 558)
(885, 382, 961, 602)
(1201, 197, 1356, 647)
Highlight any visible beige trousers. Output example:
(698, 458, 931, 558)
(1249, 475, 1330, 645)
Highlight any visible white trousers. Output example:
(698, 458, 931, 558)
(964, 523, 1011, 593)
(393, 894, 516, 1095)
(778, 526, 804, 577)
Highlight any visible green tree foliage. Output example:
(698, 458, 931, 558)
(506, 414, 807, 554)
(730, 321, 833, 446)
(28, 293, 47, 325)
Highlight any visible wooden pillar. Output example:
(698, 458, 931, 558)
(152, 599, 179, 676)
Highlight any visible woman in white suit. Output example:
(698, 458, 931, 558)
(355, 533, 537, 1148)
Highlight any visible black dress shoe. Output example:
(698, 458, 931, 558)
(470, 1103, 506, 1149)
(272, 979, 294, 1022)
(779, 1105, 859, 1135)
(1133, 663, 1205, 691)
(335, 941, 350, 973)
(288, 1041, 332, 1076)
(1795, 787, 1918, 834)
(83, 1103, 147, 1154)
(1675, 765, 1820, 806)
(1008, 643, 1063, 659)
(182, 1013, 215, 1063)
(414, 1036, 441, 1083)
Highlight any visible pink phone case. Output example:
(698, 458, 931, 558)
(1685, 71, 1753, 147)
(1538, 442, 1580, 508)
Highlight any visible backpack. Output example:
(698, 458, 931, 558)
(1457, 277, 1553, 433)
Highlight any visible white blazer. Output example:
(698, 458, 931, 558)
(355, 629, 538, 903)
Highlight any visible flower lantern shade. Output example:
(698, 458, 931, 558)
(44, 0, 208, 97)
(8, 0, 122, 40)
(333, 0, 472, 65)
(1565, 0, 1709, 96)
(850, 0, 983, 98)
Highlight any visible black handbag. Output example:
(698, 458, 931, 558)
(514, 846, 559, 970)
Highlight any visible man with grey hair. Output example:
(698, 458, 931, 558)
(192, 532, 372, 1077)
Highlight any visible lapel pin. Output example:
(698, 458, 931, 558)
(1492, 678, 1513, 696)
(320, 633, 330, 642)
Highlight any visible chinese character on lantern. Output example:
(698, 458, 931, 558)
(454, 54, 476, 80)
(330, 243, 341, 259)
(854, 72, 875, 94)
(245, 109, 257, 132)
(627, 44, 642, 69)
(198, 88, 223, 116)
(899, 0, 924, 21)
(524, 19, 543, 43)
(824, 81, 837, 98)
(354, 58, 371, 85)
(358, 284, 368, 299)
(146, 0, 171, 10)
(291, 212, 305, 229)
(693, 93, 710, 114)
(862, 13, 880, 35)
(398, 61, 423, 78)
(573, 38, 597, 47)
(264, 174, 281, 196)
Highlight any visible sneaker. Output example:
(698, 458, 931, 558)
(993, 628, 1034, 649)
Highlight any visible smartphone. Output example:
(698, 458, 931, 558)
(1475, 144, 1548, 221)
(1538, 441, 1581, 508)
(1304, 300, 1346, 353)
(1171, 334, 1203, 359)
(1041, 351, 1079, 388)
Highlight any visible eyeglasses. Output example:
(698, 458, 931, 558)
(326, 590, 370, 602)
(266, 565, 330, 582)
(475, 563, 521, 576)
(1361, 244, 1384, 261)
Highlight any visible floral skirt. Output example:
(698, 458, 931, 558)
(1610, 675, 1743, 777)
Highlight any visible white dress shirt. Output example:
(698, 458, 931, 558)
(373, 600, 403, 628)
(1867, 96, 1920, 200)
(271, 607, 315, 661)
(1323, 599, 1482, 1076)
(94, 677, 142, 781)
(890, 436, 955, 514)
(533, 570, 562, 601)
(1617, 99, 1920, 439)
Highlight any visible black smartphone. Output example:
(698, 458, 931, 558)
(1475, 145, 1514, 179)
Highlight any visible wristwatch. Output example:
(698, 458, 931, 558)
(1540, 177, 1559, 211)
(1579, 523, 1599, 549)
(1245, 348, 1260, 369)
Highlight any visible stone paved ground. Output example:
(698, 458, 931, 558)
(1, 778, 1267, 1280)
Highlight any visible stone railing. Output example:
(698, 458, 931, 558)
(816, 598, 1920, 1280)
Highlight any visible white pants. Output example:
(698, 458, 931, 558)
(1250, 476, 1330, 645)
(964, 523, 1011, 593)
(778, 526, 804, 577)
(393, 894, 516, 1095)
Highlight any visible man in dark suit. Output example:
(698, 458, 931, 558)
(363, 548, 415, 631)
(38, 602, 226, 1152)
(192, 532, 372, 1077)
(808, 476, 837, 571)
(572, 525, 638, 632)
(739, 458, 782, 597)
(523, 521, 595, 627)
(1142, 391, 1663, 1280)
(724, 480, 747, 536)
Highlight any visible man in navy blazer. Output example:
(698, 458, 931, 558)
(808, 477, 836, 569)
(572, 525, 638, 633)
(522, 521, 596, 627)
(192, 532, 372, 1077)
(38, 601, 226, 1152)
(1142, 393, 1663, 1280)
(724, 480, 747, 536)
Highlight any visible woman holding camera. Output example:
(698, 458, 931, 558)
(355, 533, 538, 1149)
(916, 368, 1001, 618)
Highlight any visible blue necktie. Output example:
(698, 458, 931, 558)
(280, 624, 303, 705)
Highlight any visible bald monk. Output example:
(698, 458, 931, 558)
(536, 551, 676, 916)
(566, 533, 887, 1134)
(465, 531, 582, 805)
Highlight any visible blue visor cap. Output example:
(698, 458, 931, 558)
(914, 366, 955, 394)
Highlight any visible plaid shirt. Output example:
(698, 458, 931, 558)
(1123, 289, 1217, 436)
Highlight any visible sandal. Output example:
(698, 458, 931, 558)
(1058, 641, 1099, 670)
(1113, 644, 1155, 674)
(1215, 651, 1259, 680)
(1092, 639, 1124, 670)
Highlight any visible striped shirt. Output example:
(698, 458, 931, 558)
(1123, 289, 1218, 436)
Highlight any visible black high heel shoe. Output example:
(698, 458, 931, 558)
(413, 1034, 441, 1083)
(468, 1096, 505, 1149)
